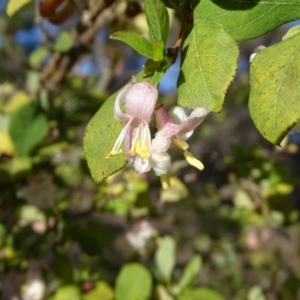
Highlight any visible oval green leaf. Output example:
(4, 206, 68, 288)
(115, 263, 152, 300)
(145, 0, 169, 43)
(155, 236, 176, 282)
(54, 31, 73, 53)
(249, 32, 300, 145)
(177, 255, 202, 292)
(177, 20, 239, 112)
(83, 90, 128, 183)
(192, 0, 300, 41)
(9, 102, 48, 156)
(111, 31, 154, 58)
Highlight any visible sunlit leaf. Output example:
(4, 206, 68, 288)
(54, 31, 73, 53)
(178, 20, 238, 111)
(3, 91, 30, 113)
(145, 0, 169, 43)
(249, 32, 300, 144)
(115, 263, 152, 300)
(110, 31, 153, 58)
(6, 0, 31, 17)
(83, 281, 114, 300)
(0, 129, 15, 156)
(155, 236, 176, 282)
(29, 46, 49, 68)
(52, 285, 81, 300)
(9, 102, 48, 156)
(177, 256, 202, 292)
(192, 0, 300, 41)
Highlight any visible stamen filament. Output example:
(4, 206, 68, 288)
(174, 138, 189, 150)
(161, 173, 171, 189)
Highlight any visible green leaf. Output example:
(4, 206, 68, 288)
(155, 236, 176, 282)
(0, 157, 32, 178)
(192, 0, 300, 41)
(29, 46, 49, 68)
(83, 281, 114, 300)
(52, 285, 81, 300)
(110, 31, 153, 58)
(6, 0, 31, 16)
(115, 263, 152, 300)
(247, 286, 266, 300)
(177, 256, 202, 292)
(249, 32, 300, 145)
(282, 25, 300, 41)
(54, 31, 73, 53)
(144, 59, 162, 75)
(152, 40, 165, 62)
(83, 89, 127, 183)
(177, 20, 239, 112)
(9, 102, 48, 156)
(179, 288, 224, 300)
(145, 0, 169, 43)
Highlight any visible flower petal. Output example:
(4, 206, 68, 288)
(158, 107, 210, 140)
(150, 151, 171, 176)
(154, 105, 172, 130)
(114, 84, 133, 121)
(125, 82, 158, 122)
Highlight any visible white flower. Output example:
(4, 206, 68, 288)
(151, 105, 210, 189)
(125, 220, 155, 251)
(21, 278, 45, 300)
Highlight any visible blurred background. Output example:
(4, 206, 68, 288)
(0, 0, 300, 299)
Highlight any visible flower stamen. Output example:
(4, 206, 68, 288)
(160, 173, 171, 189)
(173, 138, 189, 150)
(184, 151, 204, 170)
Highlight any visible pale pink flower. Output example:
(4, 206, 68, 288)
(151, 105, 210, 189)
(125, 220, 155, 251)
(106, 82, 158, 173)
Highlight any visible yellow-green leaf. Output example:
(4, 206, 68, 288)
(6, 0, 31, 17)
(3, 91, 30, 113)
(0, 129, 15, 156)
(178, 20, 239, 112)
(83, 281, 114, 300)
(249, 32, 300, 145)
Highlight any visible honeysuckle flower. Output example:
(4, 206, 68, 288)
(106, 82, 158, 173)
(21, 278, 45, 300)
(151, 105, 210, 189)
(125, 220, 156, 252)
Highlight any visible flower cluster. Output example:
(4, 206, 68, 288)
(106, 81, 210, 189)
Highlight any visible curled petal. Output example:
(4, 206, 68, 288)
(158, 107, 210, 140)
(114, 84, 133, 121)
(125, 82, 158, 122)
